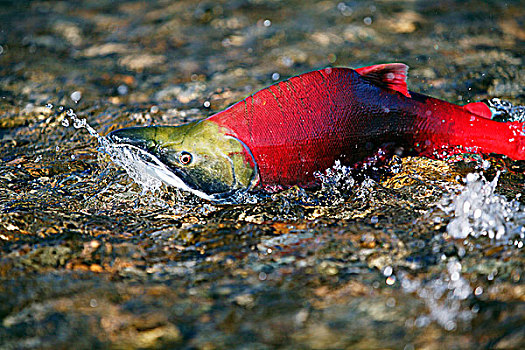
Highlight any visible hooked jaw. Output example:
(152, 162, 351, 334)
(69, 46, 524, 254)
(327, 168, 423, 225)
(107, 126, 216, 200)
(107, 122, 259, 201)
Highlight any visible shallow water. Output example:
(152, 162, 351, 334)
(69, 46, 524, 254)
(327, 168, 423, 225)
(1, 0, 524, 349)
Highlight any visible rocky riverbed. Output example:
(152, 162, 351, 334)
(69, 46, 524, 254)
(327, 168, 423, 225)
(1, 1, 524, 348)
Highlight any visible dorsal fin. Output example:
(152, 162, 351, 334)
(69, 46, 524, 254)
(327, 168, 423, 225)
(463, 102, 492, 119)
(356, 63, 411, 97)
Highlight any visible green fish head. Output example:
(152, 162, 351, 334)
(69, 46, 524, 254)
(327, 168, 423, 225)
(107, 120, 258, 201)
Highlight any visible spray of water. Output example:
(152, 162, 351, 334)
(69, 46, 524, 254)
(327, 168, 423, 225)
(440, 172, 525, 243)
(52, 104, 166, 196)
(487, 98, 525, 124)
(398, 170, 525, 331)
(397, 259, 475, 331)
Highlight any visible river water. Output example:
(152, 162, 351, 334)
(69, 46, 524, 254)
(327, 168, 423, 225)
(1, 0, 524, 348)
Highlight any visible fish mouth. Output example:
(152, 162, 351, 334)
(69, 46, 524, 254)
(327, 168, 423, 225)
(109, 143, 217, 200)
(107, 129, 240, 201)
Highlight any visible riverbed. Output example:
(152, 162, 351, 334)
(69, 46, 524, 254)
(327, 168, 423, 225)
(1, 1, 524, 348)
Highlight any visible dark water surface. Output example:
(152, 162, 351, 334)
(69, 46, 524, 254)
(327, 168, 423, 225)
(1, 0, 524, 348)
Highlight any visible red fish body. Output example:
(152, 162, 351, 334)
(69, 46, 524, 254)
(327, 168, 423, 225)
(208, 64, 524, 188)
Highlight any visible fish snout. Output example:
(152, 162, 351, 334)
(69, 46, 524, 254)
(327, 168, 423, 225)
(107, 127, 158, 151)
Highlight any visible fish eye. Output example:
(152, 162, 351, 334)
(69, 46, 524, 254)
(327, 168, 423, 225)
(179, 151, 193, 165)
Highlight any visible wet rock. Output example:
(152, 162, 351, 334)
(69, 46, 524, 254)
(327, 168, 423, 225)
(343, 25, 377, 42)
(154, 82, 207, 103)
(81, 43, 132, 57)
(20, 246, 73, 268)
(118, 54, 167, 71)
(52, 21, 83, 46)
(382, 11, 424, 34)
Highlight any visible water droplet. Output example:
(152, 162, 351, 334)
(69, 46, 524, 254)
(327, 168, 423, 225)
(263, 19, 272, 27)
(444, 320, 456, 331)
(73, 118, 86, 129)
(462, 200, 471, 214)
(474, 286, 483, 296)
(117, 84, 128, 95)
(258, 272, 267, 281)
(386, 275, 396, 285)
(473, 208, 482, 219)
(89, 299, 98, 307)
(203, 100, 211, 108)
(450, 271, 460, 281)
(383, 266, 393, 276)
(337, 2, 353, 16)
(458, 247, 465, 257)
(150, 105, 159, 113)
(363, 17, 372, 25)
(465, 173, 478, 182)
(70, 90, 82, 103)
(271, 72, 280, 81)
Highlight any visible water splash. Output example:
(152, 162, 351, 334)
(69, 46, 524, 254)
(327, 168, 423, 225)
(440, 172, 525, 242)
(54, 105, 167, 196)
(106, 144, 165, 194)
(398, 259, 475, 331)
(398, 169, 524, 331)
(314, 160, 356, 192)
(487, 98, 525, 123)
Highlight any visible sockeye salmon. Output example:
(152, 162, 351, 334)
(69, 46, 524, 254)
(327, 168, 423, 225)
(108, 63, 525, 201)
